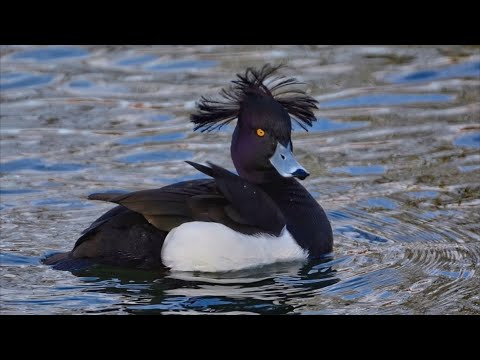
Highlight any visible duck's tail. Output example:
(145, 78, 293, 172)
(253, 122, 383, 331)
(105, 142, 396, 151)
(42, 252, 93, 272)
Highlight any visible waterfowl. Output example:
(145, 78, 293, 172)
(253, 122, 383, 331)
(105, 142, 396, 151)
(43, 64, 333, 272)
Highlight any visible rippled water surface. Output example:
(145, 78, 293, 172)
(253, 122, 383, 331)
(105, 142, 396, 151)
(1, 45, 479, 314)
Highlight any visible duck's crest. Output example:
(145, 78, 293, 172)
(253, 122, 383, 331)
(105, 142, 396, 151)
(190, 64, 319, 132)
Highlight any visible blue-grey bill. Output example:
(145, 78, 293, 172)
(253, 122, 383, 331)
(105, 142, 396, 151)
(269, 142, 309, 180)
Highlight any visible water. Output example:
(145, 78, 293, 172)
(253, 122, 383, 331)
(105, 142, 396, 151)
(1, 45, 479, 315)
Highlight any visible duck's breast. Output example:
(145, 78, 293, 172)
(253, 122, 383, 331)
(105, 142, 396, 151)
(161, 221, 308, 272)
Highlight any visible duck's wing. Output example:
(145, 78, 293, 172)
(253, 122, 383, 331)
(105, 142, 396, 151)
(185, 161, 286, 235)
(87, 179, 218, 232)
(87, 162, 286, 236)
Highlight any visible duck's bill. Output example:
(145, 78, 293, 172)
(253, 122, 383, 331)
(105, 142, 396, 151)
(269, 142, 310, 180)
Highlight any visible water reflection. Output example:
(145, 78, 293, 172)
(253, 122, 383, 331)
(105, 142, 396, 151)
(454, 132, 480, 149)
(330, 165, 385, 175)
(117, 55, 158, 67)
(148, 59, 218, 72)
(387, 60, 480, 83)
(0, 158, 87, 172)
(319, 93, 454, 108)
(10, 46, 88, 62)
(117, 150, 193, 163)
(293, 117, 368, 132)
(117, 132, 185, 145)
(67, 258, 339, 314)
(0, 72, 54, 91)
(1, 45, 479, 315)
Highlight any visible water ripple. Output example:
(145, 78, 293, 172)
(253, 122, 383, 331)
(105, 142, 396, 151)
(10, 46, 88, 62)
(0, 158, 86, 172)
(387, 60, 480, 83)
(0, 72, 54, 91)
(319, 93, 454, 108)
(1, 45, 479, 315)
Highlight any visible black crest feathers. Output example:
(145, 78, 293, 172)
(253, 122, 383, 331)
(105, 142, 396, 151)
(190, 64, 319, 132)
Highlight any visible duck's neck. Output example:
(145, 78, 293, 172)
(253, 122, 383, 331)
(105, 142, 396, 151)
(259, 177, 333, 257)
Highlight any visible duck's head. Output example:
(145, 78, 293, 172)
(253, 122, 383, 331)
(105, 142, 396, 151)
(191, 64, 318, 184)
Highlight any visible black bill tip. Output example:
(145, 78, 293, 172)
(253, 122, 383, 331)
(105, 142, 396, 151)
(291, 169, 309, 180)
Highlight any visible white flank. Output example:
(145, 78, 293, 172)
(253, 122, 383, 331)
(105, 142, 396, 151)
(161, 222, 308, 272)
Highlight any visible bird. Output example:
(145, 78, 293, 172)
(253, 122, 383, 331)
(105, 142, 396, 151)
(43, 64, 333, 273)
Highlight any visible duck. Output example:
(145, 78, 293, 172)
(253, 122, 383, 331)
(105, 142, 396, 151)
(43, 64, 333, 272)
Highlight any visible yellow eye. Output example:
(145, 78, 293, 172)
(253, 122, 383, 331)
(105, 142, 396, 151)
(256, 128, 265, 137)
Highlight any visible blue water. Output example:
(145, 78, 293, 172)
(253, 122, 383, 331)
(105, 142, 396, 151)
(358, 197, 398, 210)
(117, 55, 158, 66)
(330, 165, 385, 175)
(70, 80, 93, 88)
(118, 132, 186, 145)
(319, 93, 454, 109)
(0, 158, 86, 173)
(405, 191, 439, 199)
(118, 150, 193, 163)
(1, 45, 479, 315)
(148, 59, 218, 72)
(335, 225, 389, 243)
(454, 133, 480, 149)
(0, 189, 42, 195)
(387, 60, 480, 83)
(1, 72, 54, 91)
(458, 164, 480, 172)
(0, 253, 40, 266)
(150, 114, 173, 122)
(11, 47, 88, 62)
(293, 118, 368, 132)
(31, 198, 93, 209)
